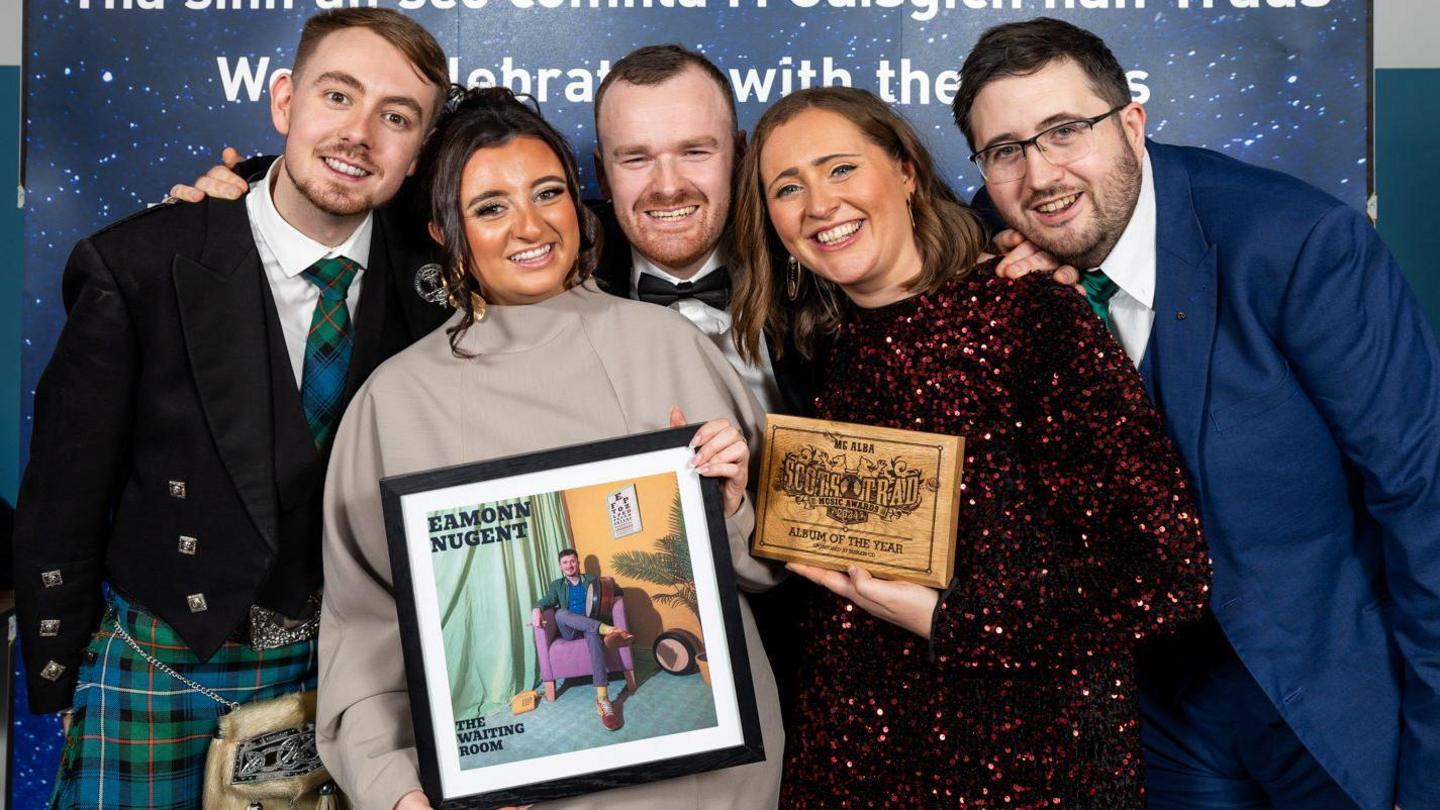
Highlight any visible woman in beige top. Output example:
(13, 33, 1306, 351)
(318, 87, 784, 810)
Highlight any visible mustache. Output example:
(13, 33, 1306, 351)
(1022, 185, 1084, 209)
(315, 143, 378, 173)
(635, 190, 706, 213)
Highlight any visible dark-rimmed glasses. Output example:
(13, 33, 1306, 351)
(970, 105, 1129, 183)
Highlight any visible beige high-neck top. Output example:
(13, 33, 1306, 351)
(317, 280, 784, 810)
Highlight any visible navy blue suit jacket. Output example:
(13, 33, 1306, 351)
(1140, 142, 1437, 809)
(980, 140, 1440, 808)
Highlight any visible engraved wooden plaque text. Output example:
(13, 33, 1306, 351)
(752, 415, 964, 589)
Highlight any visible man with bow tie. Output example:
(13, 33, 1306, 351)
(588, 44, 822, 416)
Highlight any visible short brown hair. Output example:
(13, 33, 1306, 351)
(731, 87, 988, 363)
(293, 8, 448, 98)
(593, 45, 737, 141)
(952, 17, 1131, 148)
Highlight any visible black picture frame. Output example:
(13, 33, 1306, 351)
(380, 425, 764, 809)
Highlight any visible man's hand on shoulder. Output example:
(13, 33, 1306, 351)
(992, 229, 1081, 288)
(166, 147, 249, 204)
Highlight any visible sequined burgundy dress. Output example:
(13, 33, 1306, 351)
(780, 262, 1209, 809)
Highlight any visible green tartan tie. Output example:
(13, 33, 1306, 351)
(300, 256, 360, 449)
(1080, 268, 1120, 331)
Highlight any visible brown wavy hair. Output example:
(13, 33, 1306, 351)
(731, 87, 988, 364)
(417, 86, 603, 356)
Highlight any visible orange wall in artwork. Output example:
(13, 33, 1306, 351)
(561, 472, 704, 649)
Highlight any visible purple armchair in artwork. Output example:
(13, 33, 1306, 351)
(533, 600, 638, 702)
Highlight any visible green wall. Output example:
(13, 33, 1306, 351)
(1376, 68, 1440, 331)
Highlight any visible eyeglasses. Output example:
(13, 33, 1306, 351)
(969, 105, 1130, 183)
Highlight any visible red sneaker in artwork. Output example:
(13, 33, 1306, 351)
(596, 697, 623, 731)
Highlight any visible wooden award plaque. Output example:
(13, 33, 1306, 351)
(753, 415, 964, 589)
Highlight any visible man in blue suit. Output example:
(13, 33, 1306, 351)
(953, 18, 1440, 810)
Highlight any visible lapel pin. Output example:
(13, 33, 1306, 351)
(1176, 311, 1187, 321)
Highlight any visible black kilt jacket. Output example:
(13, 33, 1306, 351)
(14, 195, 450, 713)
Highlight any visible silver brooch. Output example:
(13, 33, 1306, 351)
(413, 263, 450, 307)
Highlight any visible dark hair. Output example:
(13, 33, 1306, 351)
(558, 548, 579, 561)
(417, 86, 603, 356)
(952, 17, 1131, 148)
(731, 87, 988, 363)
(293, 8, 448, 113)
(594, 44, 738, 139)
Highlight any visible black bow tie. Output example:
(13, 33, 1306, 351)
(635, 268, 731, 310)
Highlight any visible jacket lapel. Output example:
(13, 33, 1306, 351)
(1146, 142, 1218, 500)
(172, 197, 278, 552)
(587, 199, 635, 298)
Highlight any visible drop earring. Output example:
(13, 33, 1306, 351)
(786, 255, 802, 301)
(470, 289, 488, 322)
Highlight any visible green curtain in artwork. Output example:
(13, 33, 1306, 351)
(431, 493, 571, 719)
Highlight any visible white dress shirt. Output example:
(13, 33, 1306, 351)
(1089, 149, 1158, 370)
(629, 247, 785, 413)
(245, 158, 374, 388)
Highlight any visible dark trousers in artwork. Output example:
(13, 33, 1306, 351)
(555, 609, 607, 688)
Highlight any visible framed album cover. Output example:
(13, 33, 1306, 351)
(380, 426, 764, 809)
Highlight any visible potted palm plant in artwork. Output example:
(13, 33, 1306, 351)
(611, 493, 708, 681)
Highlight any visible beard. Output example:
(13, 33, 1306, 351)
(1015, 144, 1142, 271)
(619, 188, 728, 275)
(286, 144, 382, 218)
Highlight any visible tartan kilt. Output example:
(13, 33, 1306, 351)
(51, 592, 318, 810)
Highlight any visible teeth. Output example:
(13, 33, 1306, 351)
(509, 244, 552, 262)
(324, 157, 370, 177)
(1037, 194, 1079, 214)
(816, 221, 861, 245)
(647, 206, 698, 222)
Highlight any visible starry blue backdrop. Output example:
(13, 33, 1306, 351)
(16, 1, 1369, 804)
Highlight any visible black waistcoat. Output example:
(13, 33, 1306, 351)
(252, 271, 326, 616)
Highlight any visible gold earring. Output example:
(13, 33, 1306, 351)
(786, 255, 802, 302)
(907, 196, 916, 230)
(470, 289, 488, 322)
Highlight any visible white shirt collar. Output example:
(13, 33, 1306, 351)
(1089, 148, 1156, 309)
(628, 244, 725, 295)
(248, 158, 373, 279)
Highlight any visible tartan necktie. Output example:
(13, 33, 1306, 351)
(300, 256, 360, 450)
(1080, 268, 1120, 331)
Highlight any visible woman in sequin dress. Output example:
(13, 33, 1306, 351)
(730, 87, 1210, 808)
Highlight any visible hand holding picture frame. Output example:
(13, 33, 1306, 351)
(380, 426, 764, 809)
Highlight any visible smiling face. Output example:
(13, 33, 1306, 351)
(968, 58, 1146, 270)
(270, 26, 439, 239)
(446, 136, 580, 306)
(596, 65, 736, 279)
(759, 108, 919, 307)
(559, 553, 580, 578)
